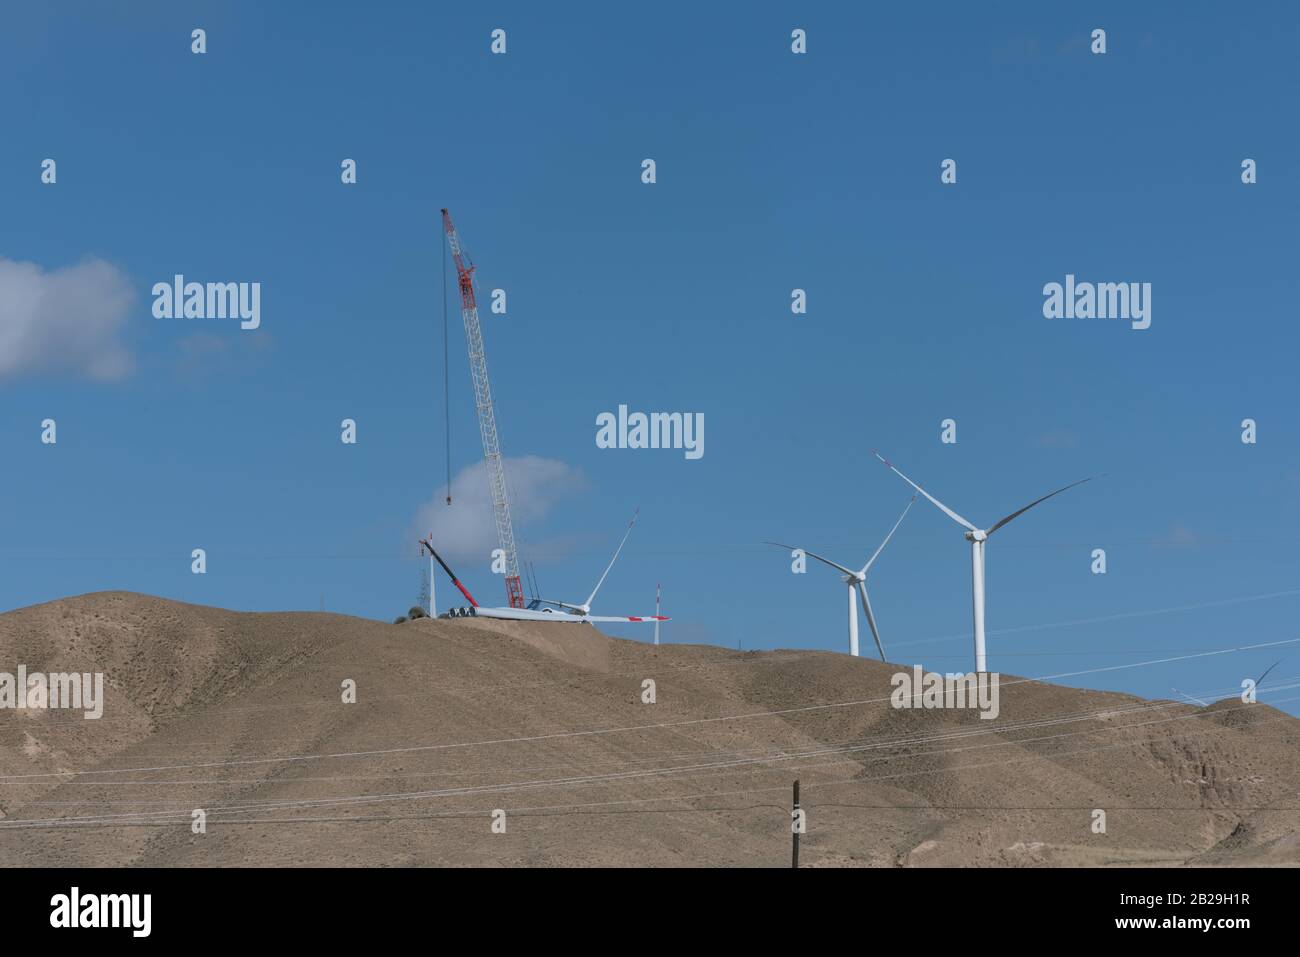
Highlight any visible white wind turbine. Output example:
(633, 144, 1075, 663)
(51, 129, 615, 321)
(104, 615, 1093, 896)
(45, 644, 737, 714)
(873, 450, 1093, 673)
(767, 495, 916, 660)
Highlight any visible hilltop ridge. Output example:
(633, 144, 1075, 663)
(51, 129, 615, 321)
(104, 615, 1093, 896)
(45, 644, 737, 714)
(1, 592, 1297, 867)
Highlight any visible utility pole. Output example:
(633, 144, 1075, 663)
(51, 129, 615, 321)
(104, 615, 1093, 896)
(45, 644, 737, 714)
(792, 779, 801, 868)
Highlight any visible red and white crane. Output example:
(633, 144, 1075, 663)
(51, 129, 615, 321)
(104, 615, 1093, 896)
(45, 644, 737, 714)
(441, 208, 525, 608)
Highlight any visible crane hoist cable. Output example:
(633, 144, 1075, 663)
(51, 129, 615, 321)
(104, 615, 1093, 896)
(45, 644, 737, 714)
(443, 226, 452, 505)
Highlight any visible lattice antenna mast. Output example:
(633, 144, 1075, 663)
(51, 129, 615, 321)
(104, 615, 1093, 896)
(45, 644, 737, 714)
(441, 208, 525, 608)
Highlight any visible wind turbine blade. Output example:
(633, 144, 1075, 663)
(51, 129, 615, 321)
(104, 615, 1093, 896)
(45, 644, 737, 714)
(1256, 659, 1283, 687)
(986, 477, 1095, 536)
(856, 581, 886, 661)
(764, 542, 857, 578)
(584, 508, 639, 610)
(871, 451, 976, 532)
(587, 614, 670, 623)
(860, 494, 917, 575)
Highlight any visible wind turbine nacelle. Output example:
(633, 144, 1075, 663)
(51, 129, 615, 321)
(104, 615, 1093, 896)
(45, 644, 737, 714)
(965, 529, 988, 543)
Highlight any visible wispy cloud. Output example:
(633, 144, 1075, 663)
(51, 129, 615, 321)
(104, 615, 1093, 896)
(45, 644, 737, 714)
(1154, 524, 1200, 547)
(992, 34, 1042, 65)
(412, 456, 588, 561)
(172, 331, 273, 383)
(0, 256, 135, 382)
(1036, 429, 1079, 450)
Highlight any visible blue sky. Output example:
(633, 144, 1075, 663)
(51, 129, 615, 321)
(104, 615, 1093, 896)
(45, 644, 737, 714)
(3, 2, 1298, 711)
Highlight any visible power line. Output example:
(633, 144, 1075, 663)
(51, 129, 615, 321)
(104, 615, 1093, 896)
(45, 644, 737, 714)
(5, 635, 1298, 782)
(5, 692, 1296, 831)
(6, 708, 1299, 833)
(891, 586, 1300, 651)
(21, 683, 1300, 795)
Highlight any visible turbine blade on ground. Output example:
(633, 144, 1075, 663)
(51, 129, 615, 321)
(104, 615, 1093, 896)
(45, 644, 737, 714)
(871, 450, 977, 532)
(586, 614, 670, 622)
(986, 477, 1094, 535)
(535, 598, 585, 612)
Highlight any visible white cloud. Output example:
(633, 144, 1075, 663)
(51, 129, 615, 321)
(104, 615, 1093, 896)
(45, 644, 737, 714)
(412, 456, 587, 561)
(0, 256, 135, 382)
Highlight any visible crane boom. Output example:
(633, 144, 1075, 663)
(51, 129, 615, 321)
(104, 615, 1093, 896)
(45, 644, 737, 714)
(441, 208, 525, 608)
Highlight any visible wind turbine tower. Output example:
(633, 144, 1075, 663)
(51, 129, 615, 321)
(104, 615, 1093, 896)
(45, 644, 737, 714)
(654, 584, 662, 646)
(767, 496, 915, 660)
(418, 565, 431, 617)
(873, 451, 1092, 673)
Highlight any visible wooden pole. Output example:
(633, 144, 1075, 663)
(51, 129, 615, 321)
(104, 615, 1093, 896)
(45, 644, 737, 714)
(792, 779, 800, 868)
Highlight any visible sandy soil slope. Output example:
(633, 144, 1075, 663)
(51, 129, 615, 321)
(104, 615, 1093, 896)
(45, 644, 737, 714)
(1, 592, 1297, 867)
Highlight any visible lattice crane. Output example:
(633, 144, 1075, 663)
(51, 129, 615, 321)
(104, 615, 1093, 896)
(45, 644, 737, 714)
(441, 208, 525, 608)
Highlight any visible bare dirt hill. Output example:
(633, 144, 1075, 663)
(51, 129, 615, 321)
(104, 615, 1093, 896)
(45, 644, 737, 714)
(1, 592, 1298, 867)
